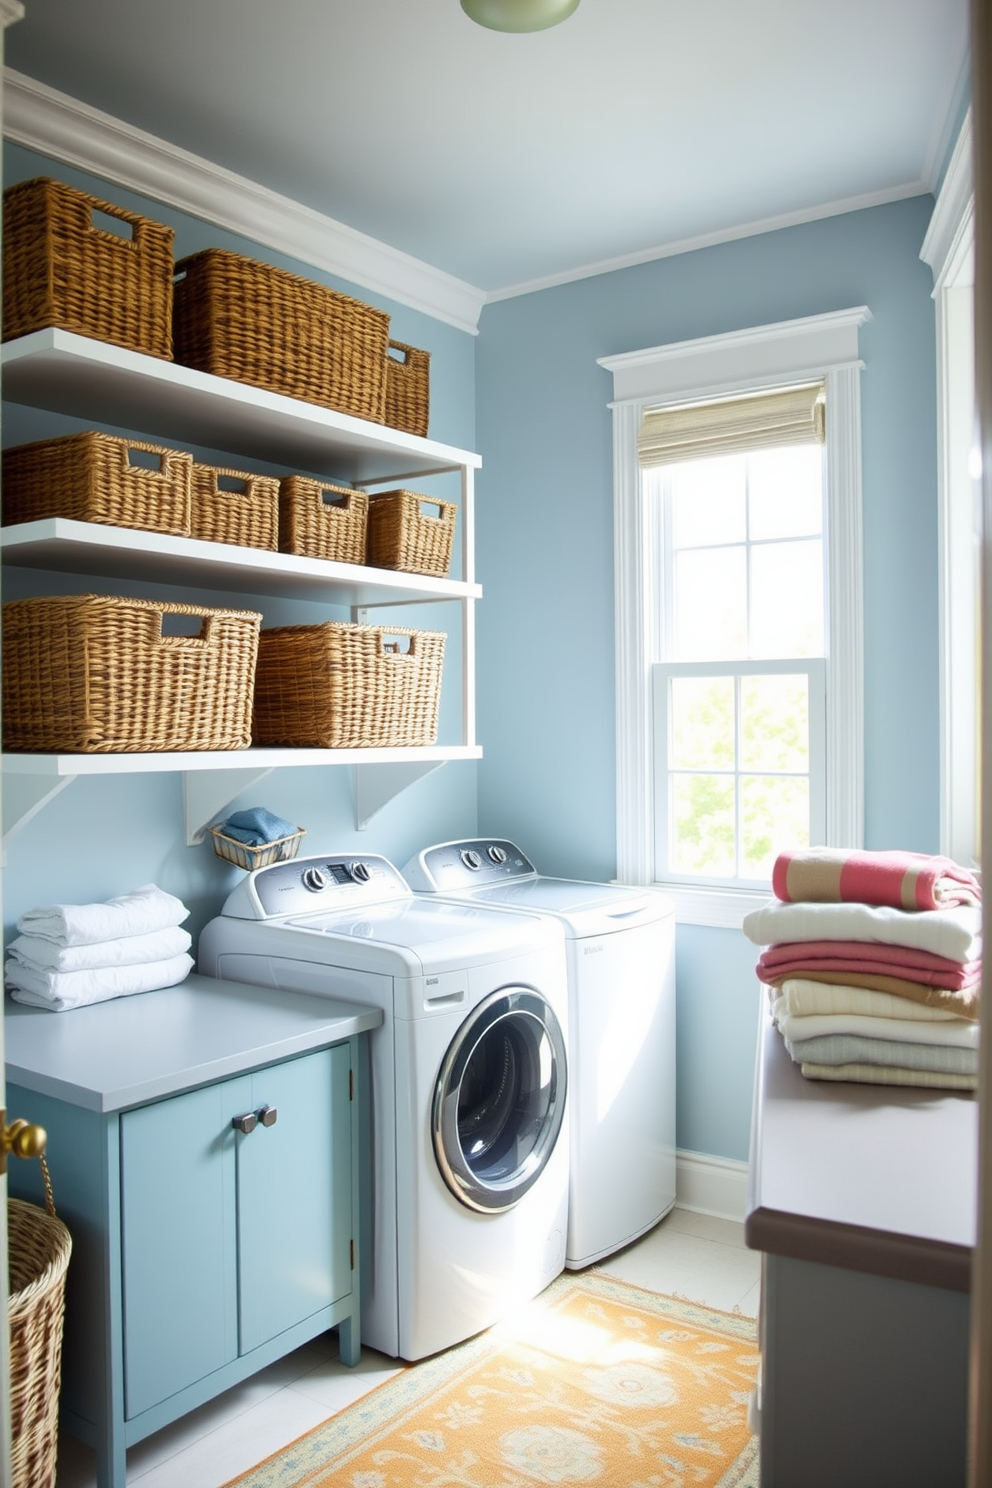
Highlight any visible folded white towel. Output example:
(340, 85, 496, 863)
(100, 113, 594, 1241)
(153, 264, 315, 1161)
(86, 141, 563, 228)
(8, 926, 192, 974)
(742, 897, 982, 963)
(771, 997, 980, 1050)
(5, 952, 194, 1011)
(17, 884, 189, 947)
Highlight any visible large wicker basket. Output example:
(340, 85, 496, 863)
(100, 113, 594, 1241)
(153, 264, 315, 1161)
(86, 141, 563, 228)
(2, 594, 262, 753)
(278, 477, 368, 564)
(366, 489, 456, 577)
(2, 431, 193, 536)
(173, 248, 391, 424)
(253, 621, 446, 749)
(190, 463, 279, 550)
(3, 176, 174, 359)
(384, 340, 430, 437)
(9, 1197, 73, 1488)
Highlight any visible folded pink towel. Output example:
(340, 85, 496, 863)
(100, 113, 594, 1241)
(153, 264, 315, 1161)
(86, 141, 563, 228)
(757, 939, 981, 991)
(772, 847, 981, 911)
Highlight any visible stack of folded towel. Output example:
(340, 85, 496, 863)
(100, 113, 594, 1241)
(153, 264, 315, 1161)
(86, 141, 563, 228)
(6, 883, 193, 1012)
(743, 847, 983, 1092)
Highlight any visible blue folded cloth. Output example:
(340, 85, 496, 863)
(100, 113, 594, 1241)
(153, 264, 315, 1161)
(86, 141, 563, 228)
(221, 807, 298, 847)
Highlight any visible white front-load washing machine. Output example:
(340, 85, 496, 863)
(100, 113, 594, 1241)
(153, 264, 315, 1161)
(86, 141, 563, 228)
(404, 839, 676, 1269)
(198, 852, 569, 1361)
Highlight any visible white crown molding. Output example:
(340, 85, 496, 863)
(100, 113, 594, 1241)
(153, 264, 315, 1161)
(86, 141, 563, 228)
(486, 184, 928, 305)
(921, 108, 974, 291)
(2, 68, 486, 335)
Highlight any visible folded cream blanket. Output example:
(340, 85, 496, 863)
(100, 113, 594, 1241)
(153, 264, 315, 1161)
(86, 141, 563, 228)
(763, 967, 980, 1020)
(774, 977, 967, 1022)
(5, 952, 194, 1011)
(783, 1032, 977, 1075)
(799, 1061, 975, 1092)
(7, 926, 192, 973)
(743, 898, 981, 963)
(18, 884, 189, 946)
(771, 998, 979, 1049)
(772, 846, 981, 911)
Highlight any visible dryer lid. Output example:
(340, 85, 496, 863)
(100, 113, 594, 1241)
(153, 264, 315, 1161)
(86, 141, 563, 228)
(468, 878, 674, 935)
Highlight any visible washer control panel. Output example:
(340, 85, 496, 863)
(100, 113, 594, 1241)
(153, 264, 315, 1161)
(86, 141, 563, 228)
(223, 853, 410, 919)
(407, 839, 536, 892)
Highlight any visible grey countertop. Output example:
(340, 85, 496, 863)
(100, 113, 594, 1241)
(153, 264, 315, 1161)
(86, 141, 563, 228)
(4, 972, 383, 1112)
(746, 1000, 977, 1291)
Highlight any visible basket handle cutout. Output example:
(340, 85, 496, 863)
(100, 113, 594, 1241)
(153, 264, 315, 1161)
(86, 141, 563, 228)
(216, 474, 249, 494)
(419, 500, 444, 520)
(89, 205, 137, 243)
(126, 446, 166, 475)
(320, 489, 352, 511)
(160, 612, 209, 642)
(382, 634, 412, 656)
(387, 343, 410, 365)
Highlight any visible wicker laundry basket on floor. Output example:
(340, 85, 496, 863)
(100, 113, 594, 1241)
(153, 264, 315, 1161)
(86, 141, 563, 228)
(8, 1188, 73, 1488)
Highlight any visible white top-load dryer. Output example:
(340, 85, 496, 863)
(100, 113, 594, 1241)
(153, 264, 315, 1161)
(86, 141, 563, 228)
(404, 839, 676, 1269)
(199, 852, 569, 1362)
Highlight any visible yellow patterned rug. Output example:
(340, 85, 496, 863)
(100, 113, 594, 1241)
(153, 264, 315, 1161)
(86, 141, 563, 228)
(224, 1272, 760, 1488)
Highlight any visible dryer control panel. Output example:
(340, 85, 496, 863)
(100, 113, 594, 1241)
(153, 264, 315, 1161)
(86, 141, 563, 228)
(405, 839, 536, 893)
(221, 854, 410, 919)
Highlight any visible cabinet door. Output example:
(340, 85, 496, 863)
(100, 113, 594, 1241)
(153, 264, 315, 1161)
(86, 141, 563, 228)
(121, 1075, 249, 1418)
(237, 1045, 353, 1354)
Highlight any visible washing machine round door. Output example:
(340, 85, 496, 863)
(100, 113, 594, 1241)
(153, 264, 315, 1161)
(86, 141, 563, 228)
(432, 986, 567, 1213)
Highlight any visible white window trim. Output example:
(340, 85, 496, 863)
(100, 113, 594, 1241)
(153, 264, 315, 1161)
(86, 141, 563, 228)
(921, 109, 978, 869)
(599, 308, 869, 928)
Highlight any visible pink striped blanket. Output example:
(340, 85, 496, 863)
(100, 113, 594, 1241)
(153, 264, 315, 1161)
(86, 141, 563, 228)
(757, 938, 981, 991)
(773, 847, 981, 911)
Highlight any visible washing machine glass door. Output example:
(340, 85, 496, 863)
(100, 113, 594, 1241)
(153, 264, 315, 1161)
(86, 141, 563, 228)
(432, 987, 567, 1214)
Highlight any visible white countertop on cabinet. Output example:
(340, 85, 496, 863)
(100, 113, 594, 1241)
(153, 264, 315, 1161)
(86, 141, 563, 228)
(4, 972, 383, 1113)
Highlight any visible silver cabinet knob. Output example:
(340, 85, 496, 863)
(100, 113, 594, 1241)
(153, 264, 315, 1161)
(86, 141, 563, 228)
(257, 1105, 278, 1128)
(232, 1112, 257, 1134)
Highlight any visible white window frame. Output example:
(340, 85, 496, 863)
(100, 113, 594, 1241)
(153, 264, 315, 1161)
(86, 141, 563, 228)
(921, 109, 979, 870)
(599, 308, 869, 928)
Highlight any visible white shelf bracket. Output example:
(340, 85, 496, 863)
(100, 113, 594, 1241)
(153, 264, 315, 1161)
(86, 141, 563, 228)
(183, 767, 276, 846)
(353, 761, 445, 831)
(2, 772, 77, 863)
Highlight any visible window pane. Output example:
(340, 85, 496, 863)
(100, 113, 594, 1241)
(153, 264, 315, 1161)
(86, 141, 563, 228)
(670, 455, 746, 548)
(741, 775, 810, 879)
(670, 676, 735, 769)
(750, 539, 824, 657)
(674, 547, 747, 660)
(740, 674, 809, 772)
(671, 773, 736, 877)
(748, 446, 823, 540)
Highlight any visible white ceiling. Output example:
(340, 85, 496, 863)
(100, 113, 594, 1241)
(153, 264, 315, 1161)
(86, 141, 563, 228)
(4, 0, 971, 296)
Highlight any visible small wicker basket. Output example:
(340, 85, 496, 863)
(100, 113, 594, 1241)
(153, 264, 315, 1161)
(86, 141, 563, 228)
(3, 176, 174, 359)
(366, 489, 456, 577)
(2, 594, 262, 753)
(190, 463, 280, 550)
(2, 431, 193, 536)
(384, 340, 430, 437)
(173, 248, 391, 424)
(9, 1186, 73, 1488)
(208, 823, 306, 870)
(278, 477, 368, 564)
(253, 620, 446, 749)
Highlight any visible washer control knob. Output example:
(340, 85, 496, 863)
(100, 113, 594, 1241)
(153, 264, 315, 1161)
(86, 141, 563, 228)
(302, 866, 328, 892)
(461, 849, 483, 870)
(486, 844, 508, 865)
(349, 861, 373, 883)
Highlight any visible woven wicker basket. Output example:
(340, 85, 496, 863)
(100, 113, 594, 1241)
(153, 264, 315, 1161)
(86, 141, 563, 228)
(3, 176, 174, 359)
(190, 463, 279, 550)
(2, 431, 193, 536)
(253, 621, 446, 749)
(366, 489, 456, 577)
(2, 594, 262, 753)
(278, 477, 368, 564)
(9, 1197, 73, 1488)
(209, 823, 306, 870)
(384, 340, 430, 437)
(173, 248, 390, 423)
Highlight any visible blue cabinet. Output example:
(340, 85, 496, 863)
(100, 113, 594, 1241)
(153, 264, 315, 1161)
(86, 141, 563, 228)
(5, 982, 376, 1488)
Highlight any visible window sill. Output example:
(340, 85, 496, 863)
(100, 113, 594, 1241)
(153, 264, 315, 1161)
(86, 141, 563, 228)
(652, 882, 772, 930)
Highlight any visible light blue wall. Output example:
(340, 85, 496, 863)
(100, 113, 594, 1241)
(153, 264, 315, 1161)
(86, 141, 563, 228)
(475, 195, 940, 1162)
(1, 144, 480, 952)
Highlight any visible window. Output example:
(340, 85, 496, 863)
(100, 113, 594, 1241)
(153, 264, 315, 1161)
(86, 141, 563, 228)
(599, 309, 868, 926)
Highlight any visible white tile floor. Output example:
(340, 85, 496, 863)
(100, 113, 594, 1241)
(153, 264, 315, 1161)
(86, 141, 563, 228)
(55, 1205, 761, 1488)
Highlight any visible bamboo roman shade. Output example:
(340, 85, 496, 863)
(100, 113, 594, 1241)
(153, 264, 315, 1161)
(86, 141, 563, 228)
(638, 382, 826, 468)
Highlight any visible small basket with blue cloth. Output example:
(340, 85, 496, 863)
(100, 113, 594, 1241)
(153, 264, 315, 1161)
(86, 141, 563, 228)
(208, 807, 305, 870)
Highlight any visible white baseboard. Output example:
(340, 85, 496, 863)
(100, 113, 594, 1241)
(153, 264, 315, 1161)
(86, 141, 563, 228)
(675, 1149, 749, 1222)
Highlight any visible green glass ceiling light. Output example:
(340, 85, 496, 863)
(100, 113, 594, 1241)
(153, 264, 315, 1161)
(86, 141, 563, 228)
(461, 0, 580, 32)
